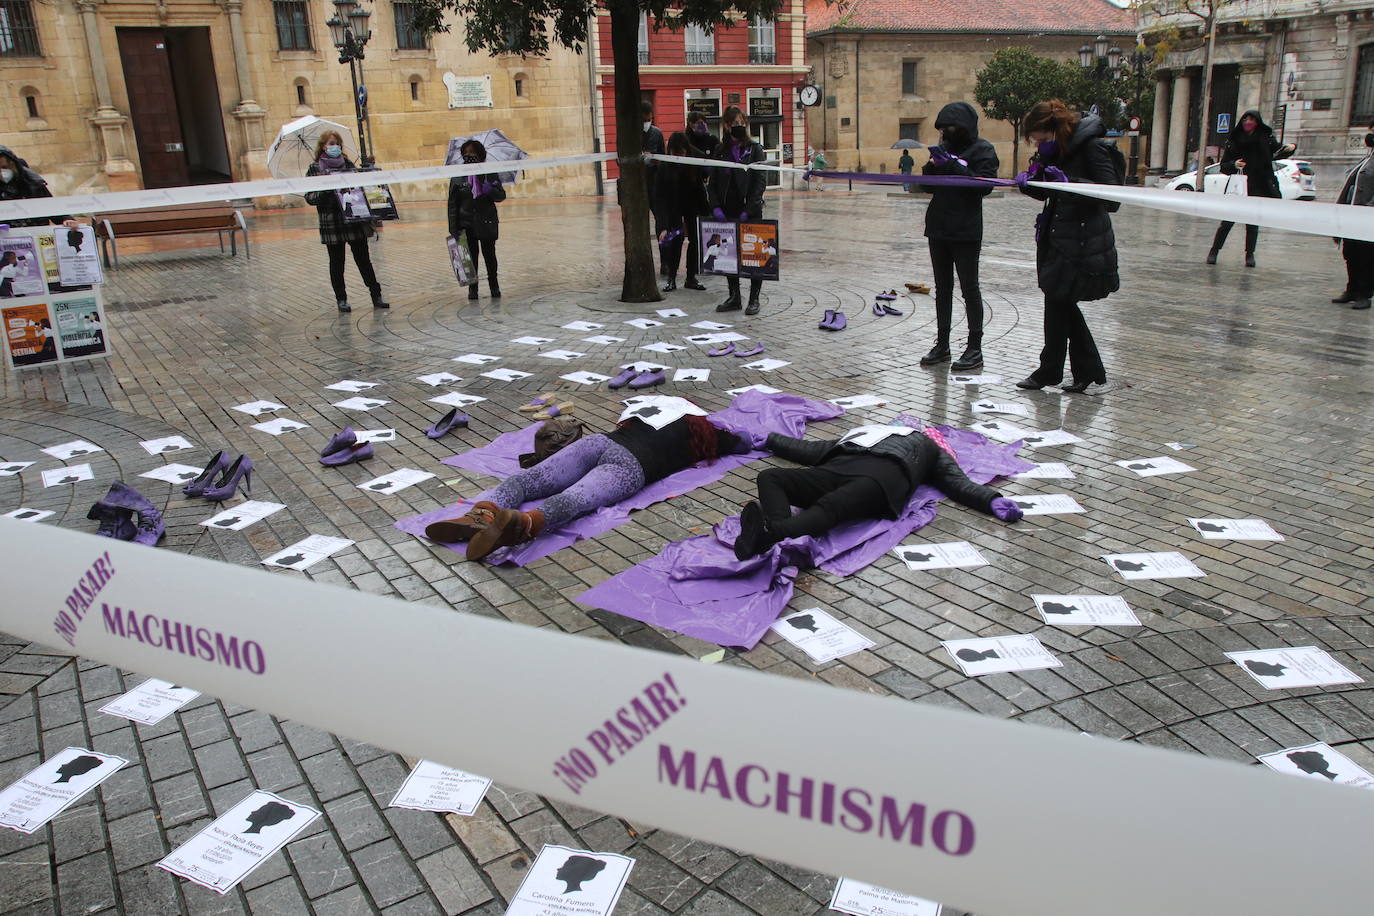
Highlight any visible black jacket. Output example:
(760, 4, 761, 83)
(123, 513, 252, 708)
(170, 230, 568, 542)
(765, 430, 1002, 517)
(653, 161, 710, 232)
(1338, 152, 1374, 208)
(0, 145, 64, 227)
(709, 139, 768, 219)
(304, 159, 372, 245)
(1021, 115, 1120, 302)
(643, 125, 666, 206)
(447, 172, 506, 242)
(920, 102, 1000, 242)
(1219, 110, 1290, 199)
(606, 416, 743, 485)
(688, 129, 719, 158)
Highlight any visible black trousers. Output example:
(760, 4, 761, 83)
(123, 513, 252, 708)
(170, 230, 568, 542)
(326, 238, 379, 301)
(1212, 221, 1259, 254)
(757, 467, 890, 541)
(1343, 239, 1374, 299)
(726, 274, 764, 302)
(928, 238, 985, 346)
(663, 216, 700, 281)
(466, 235, 499, 288)
(1030, 296, 1104, 386)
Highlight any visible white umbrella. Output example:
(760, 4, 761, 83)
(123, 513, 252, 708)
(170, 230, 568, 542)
(267, 116, 359, 178)
(445, 129, 528, 185)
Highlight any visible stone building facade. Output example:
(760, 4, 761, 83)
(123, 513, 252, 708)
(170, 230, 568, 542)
(804, 0, 1133, 177)
(0, 0, 597, 201)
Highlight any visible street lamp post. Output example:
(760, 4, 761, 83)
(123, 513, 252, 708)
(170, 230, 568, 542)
(325, 0, 375, 167)
(1078, 34, 1122, 83)
(1119, 48, 1150, 186)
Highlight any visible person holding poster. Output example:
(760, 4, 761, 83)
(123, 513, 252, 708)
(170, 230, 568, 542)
(654, 132, 710, 292)
(709, 107, 769, 314)
(304, 132, 390, 313)
(447, 139, 506, 301)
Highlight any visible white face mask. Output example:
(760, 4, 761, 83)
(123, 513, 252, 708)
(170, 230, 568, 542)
(642, 121, 652, 132)
(0, 169, 13, 183)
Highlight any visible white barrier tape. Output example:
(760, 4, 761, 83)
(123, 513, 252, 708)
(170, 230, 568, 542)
(0, 152, 616, 224)
(646, 152, 808, 174)
(5, 520, 1373, 915)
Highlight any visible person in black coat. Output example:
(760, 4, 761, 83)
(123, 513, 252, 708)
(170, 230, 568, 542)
(918, 102, 1000, 372)
(1333, 127, 1374, 310)
(0, 145, 76, 228)
(1208, 109, 1295, 267)
(655, 131, 710, 292)
(1015, 100, 1120, 394)
(709, 106, 769, 314)
(732, 424, 1024, 560)
(686, 111, 719, 158)
(447, 139, 507, 300)
(303, 131, 388, 313)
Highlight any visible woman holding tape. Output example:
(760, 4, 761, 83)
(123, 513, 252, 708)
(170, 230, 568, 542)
(710, 106, 769, 315)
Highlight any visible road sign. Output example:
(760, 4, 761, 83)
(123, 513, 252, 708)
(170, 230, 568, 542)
(1128, 116, 1142, 137)
(1217, 112, 1231, 134)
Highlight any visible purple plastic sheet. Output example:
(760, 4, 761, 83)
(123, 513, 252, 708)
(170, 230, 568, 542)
(394, 391, 843, 566)
(576, 423, 1033, 649)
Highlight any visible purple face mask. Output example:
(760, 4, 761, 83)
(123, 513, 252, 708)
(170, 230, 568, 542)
(1037, 140, 1058, 157)
(1242, 119, 1257, 132)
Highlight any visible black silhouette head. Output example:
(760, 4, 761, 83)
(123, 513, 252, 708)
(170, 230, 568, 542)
(1128, 463, 1155, 471)
(58, 475, 80, 484)
(1245, 660, 1288, 678)
(243, 801, 295, 834)
(177, 472, 198, 480)
(1041, 601, 1077, 615)
(953, 376, 971, 382)
(1023, 437, 1043, 444)
(69, 449, 89, 456)
(160, 444, 181, 452)
(1196, 522, 1227, 533)
(1287, 750, 1338, 780)
(1, 464, 22, 472)
(903, 551, 934, 563)
(787, 614, 818, 633)
(1018, 500, 1036, 509)
(368, 482, 392, 491)
(956, 648, 999, 662)
(361, 401, 380, 408)
(13, 510, 38, 519)
(1114, 559, 1147, 572)
(214, 517, 241, 527)
(554, 854, 607, 893)
(632, 405, 662, 419)
(54, 755, 103, 784)
(67, 228, 85, 251)
(276, 553, 306, 566)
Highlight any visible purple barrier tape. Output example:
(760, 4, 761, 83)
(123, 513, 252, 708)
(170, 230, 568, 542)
(809, 170, 1014, 188)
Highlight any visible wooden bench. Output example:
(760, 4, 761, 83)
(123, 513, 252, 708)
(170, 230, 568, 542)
(94, 201, 250, 268)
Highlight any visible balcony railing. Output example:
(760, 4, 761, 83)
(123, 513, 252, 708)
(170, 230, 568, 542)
(637, 49, 649, 64)
(748, 48, 775, 65)
(684, 50, 715, 65)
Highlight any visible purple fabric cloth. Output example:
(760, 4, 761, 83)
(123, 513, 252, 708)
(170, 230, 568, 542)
(394, 391, 844, 566)
(575, 423, 1033, 649)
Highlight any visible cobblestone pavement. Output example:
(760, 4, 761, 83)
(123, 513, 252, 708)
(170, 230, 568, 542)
(2, 186, 1373, 915)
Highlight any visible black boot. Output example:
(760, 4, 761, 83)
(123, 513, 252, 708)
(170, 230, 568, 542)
(371, 288, 390, 309)
(662, 276, 677, 292)
(684, 276, 706, 291)
(467, 285, 479, 301)
(489, 277, 501, 298)
(1206, 249, 1218, 265)
(734, 501, 774, 561)
(716, 295, 742, 312)
(920, 342, 951, 366)
(745, 296, 761, 316)
(1245, 251, 1256, 268)
(1333, 291, 1358, 303)
(951, 345, 983, 372)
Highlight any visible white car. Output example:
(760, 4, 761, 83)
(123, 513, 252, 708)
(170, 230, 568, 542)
(1165, 159, 1316, 200)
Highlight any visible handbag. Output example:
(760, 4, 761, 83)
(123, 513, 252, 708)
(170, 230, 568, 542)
(519, 416, 585, 469)
(447, 232, 479, 285)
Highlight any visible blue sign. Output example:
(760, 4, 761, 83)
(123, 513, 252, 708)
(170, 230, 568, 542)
(1217, 112, 1231, 134)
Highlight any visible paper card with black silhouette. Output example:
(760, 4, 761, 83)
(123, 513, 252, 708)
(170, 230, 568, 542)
(561, 371, 612, 385)
(538, 350, 587, 361)
(1257, 742, 1374, 790)
(0, 461, 34, 476)
(828, 394, 888, 410)
(41, 439, 103, 460)
(199, 501, 286, 531)
(263, 535, 354, 571)
(55, 225, 103, 286)
(971, 400, 1029, 417)
(1225, 647, 1364, 690)
(581, 335, 627, 346)
(1032, 595, 1140, 627)
(388, 760, 493, 815)
(673, 368, 710, 383)
(656, 307, 688, 318)
(0, 746, 128, 833)
(139, 463, 206, 484)
(332, 396, 391, 412)
(726, 384, 782, 396)
(138, 435, 195, 456)
(840, 425, 916, 449)
(1164, 442, 1196, 451)
(452, 353, 502, 365)
(741, 358, 790, 372)
(251, 417, 309, 436)
(1021, 429, 1083, 449)
(481, 368, 534, 381)
(1011, 494, 1085, 516)
(690, 320, 733, 331)
(4, 507, 54, 522)
(829, 877, 943, 916)
(416, 371, 463, 387)
(684, 331, 748, 345)
(641, 342, 687, 354)
(942, 635, 1062, 677)
(1013, 462, 1075, 479)
(617, 360, 669, 373)
(230, 400, 286, 416)
(562, 320, 604, 331)
(325, 380, 380, 393)
(969, 419, 1031, 444)
(41, 464, 93, 487)
(512, 336, 555, 346)
(1102, 552, 1205, 581)
(618, 396, 708, 430)
(99, 678, 200, 726)
(624, 318, 663, 330)
(429, 391, 487, 408)
(1114, 456, 1195, 477)
(157, 789, 320, 894)
(506, 844, 635, 916)
(947, 374, 1001, 385)
(356, 429, 397, 443)
(357, 468, 435, 495)
(892, 541, 988, 572)
(769, 608, 875, 665)
(1188, 518, 1284, 541)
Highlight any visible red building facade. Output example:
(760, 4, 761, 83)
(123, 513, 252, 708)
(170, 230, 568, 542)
(592, 1, 812, 189)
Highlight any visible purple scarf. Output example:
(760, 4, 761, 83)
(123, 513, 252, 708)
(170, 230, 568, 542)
(316, 153, 347, 174)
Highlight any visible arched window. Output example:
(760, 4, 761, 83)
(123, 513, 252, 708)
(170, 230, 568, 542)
(1354, 43, 1374, 125)
(409, 74, 422, 102)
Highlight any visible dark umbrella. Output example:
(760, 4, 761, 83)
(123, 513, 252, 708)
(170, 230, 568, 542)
(891, 139, 924, 149)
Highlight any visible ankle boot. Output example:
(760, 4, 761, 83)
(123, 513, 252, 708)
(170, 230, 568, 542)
(91, 481, 164, 545)
(715, 295, 742, 313)
(920, 341, 951, 366)
(468, 284, 479, 301)
(1206, 249, 1218, 265)
(745, 296, 761, 316)
(1245, 251, 1256, 268)
(466, 507, 545, 561)
(489, 277, 501, 298)
(951, 345, 984, 372)
(370, 288, 390, 309)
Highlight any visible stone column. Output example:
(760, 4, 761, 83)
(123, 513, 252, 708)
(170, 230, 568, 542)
(221, 0, 271, 183)
(1166, 70, 1192, 173)
(76, 0, 138, 189)
(1237, 61, 1264, 117)
(1149, 73, 1170, 174)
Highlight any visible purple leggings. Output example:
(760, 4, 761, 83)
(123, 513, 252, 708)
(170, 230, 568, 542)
(487, 434, 645, 529)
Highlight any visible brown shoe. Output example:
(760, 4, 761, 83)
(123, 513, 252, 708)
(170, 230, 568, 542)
(466, 508, 545, 561)
(425, 500, 499, 543)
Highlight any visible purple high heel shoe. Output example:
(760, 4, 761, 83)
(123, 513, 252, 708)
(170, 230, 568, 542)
(202, 455, 253, 502)
(321, 427, 357, 458)
(183, 450, 230, 498)
(320, 442, 374, 466)
(425, 407, 469, 439)
(607, 368, 637, 389)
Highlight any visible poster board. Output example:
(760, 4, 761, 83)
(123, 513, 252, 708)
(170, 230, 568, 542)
(739, 219, 780, 281)
(362, 184, 398, 220)
(698, 219, 738, 276)
(3, 289, 110, 370)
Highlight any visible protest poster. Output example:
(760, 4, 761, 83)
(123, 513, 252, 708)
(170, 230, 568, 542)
(0, 747, 128, 833)
(698, 220, 738, 276)
(335, 188, 372, 222)
(447, 233, 478, 285)
(51, 293, 108, 360)
(363, 184, 398, 220)
(158, 790, 319, 893)
(506, 844, 635, 916)
(738, 219, 780, 280)
(2, 300, 57, 368)
(389, 760, 492, 815)
(99, 679, 200, 726)
(0, 235, 45, 297)
(54, 226, 104, 286)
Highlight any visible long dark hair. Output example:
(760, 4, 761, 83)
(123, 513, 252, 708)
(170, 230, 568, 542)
(460, 140, 487, 162)
(684, 415, 722, 463)
(666, 131, 691, 157)
(1021, 99, 1078, 152)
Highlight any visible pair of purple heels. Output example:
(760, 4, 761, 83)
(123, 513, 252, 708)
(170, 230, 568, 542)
(707, 342, 765, 358)
(609, 368, 665, 390)
(88, 481, 164, 545)
(320, 427, 374, 466)
(819, 310, 847, 331)
(183, 450, 254, 501)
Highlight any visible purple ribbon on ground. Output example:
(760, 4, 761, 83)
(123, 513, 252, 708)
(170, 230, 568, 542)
(394, 391, 843, 566)
(808, 170, 1014, 189)
(576, 420, 1033, 649)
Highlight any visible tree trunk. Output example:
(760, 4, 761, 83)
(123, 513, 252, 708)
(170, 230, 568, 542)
(1010, 126, 1021, 177)
(608, 0, 661, 303)
(1192, 12, 1219, 195)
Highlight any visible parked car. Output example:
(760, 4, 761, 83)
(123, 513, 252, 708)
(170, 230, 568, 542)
(1165, 159, 1316, 200)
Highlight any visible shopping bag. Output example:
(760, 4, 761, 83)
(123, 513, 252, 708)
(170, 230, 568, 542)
(447, 232, 479, 286)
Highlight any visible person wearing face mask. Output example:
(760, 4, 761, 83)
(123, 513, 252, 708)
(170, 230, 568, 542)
(641, 102, 667, 275)
(917, 102, 1000, 372)
(0, 146, 77, 228)
(1207, 110, 1295, 267)
(304, 132, 389, 313)
(1013, 99, 1119, 395)
(447, 139, 507, 300)
(709, 107, 769, 314)
(655, 131, 710, 292)
(686, 111, 719, 158)
(1332, 127, 1374, 310)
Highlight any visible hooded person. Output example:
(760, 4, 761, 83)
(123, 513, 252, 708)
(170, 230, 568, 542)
(0, 145, 71, 227)
(1207, 109, 1295, 267)
(1332, 127, 1374, 310)
(917, 102, 1000, 372)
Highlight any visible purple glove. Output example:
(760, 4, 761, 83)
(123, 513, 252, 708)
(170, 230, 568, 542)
(712, 207, 726, 221)
(928, 146, 951, 165)
(1014, 171, 1032, 191)
(990, 497, 1024, 523)
(738, 211, 749, 221)
(1042, 166, 1069, 183)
